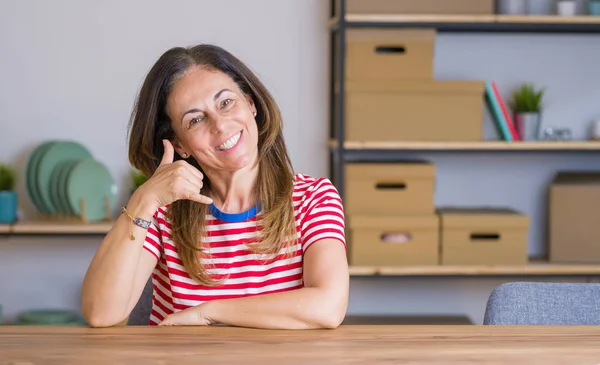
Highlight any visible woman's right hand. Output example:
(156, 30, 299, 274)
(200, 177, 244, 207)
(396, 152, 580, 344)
(131, 139, 213, 214)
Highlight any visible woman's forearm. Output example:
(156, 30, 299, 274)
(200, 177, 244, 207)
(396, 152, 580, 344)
(81, 194, 157, 327)
(202, 287, 347, 330)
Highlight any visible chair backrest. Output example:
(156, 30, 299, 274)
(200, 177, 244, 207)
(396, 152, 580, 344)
(127, 278, 153, 325)
(483, 282, 600, 325)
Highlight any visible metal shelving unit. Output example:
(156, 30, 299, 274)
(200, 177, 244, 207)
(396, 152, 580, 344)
(328, 0, 600, 201)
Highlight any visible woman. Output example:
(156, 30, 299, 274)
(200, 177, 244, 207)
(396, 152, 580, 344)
(81, 44, 348, 329)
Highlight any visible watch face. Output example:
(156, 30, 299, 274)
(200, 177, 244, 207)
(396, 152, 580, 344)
(135, 218, 151, 229)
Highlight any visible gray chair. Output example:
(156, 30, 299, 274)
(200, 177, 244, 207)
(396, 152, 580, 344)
(127, 278, 153, 325)
(483, 282, 600, 325)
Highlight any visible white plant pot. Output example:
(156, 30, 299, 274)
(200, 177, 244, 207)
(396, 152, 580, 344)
(557, 0, 577, 16)
(498, 0, 527, 14)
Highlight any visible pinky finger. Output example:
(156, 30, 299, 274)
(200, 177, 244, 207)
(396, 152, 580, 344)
(187, 193, 213, 205)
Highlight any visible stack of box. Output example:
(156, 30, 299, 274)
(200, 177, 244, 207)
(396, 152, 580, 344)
(344, 163, 531, 266)
(342, 27, 486, 142)
(346, 162, 439, 266)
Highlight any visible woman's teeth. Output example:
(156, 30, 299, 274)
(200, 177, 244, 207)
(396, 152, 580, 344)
(217, 132, 241, 151)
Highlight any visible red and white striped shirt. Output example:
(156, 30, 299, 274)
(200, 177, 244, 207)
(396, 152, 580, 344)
(142, 174, 346, 325)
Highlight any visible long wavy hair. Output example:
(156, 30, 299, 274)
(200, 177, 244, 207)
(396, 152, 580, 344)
(127, 44, 296, 285)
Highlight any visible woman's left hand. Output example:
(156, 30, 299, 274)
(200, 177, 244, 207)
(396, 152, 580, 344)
(158, 304, 214, 326)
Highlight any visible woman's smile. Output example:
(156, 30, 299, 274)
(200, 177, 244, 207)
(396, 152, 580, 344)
(215, 130, 243, 152)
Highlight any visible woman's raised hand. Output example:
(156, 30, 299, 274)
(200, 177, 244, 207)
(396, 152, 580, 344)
(134, 139, 213, 211)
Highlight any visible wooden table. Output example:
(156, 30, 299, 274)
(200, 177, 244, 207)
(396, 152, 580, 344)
(1, 325, 599, 364)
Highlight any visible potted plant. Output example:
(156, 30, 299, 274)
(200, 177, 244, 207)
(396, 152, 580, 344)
(510, 83, 545, 141)
(130, 168, 148, 196)
(0, 163, 17, 224)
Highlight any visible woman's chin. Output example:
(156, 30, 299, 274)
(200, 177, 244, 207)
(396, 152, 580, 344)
(213, 149, 257, 172)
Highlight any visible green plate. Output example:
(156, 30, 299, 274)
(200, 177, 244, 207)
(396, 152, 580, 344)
(66, 159, 116, 222)
(36, 141, 92, 215)
(49, 160, 74, 216)
(56, 160, 81, 215)
(26, 141, 56, 214)
(18, 309, 79, 325)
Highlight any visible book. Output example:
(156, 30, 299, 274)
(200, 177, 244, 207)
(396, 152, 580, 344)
(491, 82, 520, 141)
(485, 81, 513, 142)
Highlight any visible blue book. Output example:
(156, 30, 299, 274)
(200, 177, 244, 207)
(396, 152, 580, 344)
(485, 81, 513, 142)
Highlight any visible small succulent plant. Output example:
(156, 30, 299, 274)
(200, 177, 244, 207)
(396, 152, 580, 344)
(0, 164, 16, 191)
(511, 83, 545, 113)
(131, 168, 148, 190)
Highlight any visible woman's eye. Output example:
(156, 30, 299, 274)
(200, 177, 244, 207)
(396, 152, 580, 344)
(221, 98, 234, 109)
(189, 116, 203, 127)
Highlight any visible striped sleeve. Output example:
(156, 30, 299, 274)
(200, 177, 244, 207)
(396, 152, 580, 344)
(143, 211, 163, 260)
(300, 178, 346, 252)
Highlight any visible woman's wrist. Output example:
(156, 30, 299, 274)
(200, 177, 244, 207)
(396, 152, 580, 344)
(198, 300, 219, 325)
(127, 189, 158, 220)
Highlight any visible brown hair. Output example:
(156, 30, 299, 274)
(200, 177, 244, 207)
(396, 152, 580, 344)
(128, 44, 296, 285)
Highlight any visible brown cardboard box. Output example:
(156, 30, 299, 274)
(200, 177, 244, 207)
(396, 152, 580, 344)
(344, 79, 485, 141)
(549, 172, 600, 263)
(346, 29, 435, 82)
(438, 207, 529, 265)
(347, 215, 439, 266)
(343, 0, 495, 15)
(345, 162, 435, 215)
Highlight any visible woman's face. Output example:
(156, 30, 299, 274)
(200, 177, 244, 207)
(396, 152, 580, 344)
(166, 66, 259, 173)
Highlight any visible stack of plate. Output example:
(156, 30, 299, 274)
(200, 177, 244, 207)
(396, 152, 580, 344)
(26, 140, 117, 222)
(17, 309, 86, 326)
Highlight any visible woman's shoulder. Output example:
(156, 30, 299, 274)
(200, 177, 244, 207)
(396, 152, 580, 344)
(293, 173, 341, 202)
(293, 173, 335, 188)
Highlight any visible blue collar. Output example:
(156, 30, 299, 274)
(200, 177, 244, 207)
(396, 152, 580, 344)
(208, 203, 260, 223)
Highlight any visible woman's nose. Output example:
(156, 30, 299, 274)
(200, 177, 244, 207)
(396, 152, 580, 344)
(210, 113, 227, 134)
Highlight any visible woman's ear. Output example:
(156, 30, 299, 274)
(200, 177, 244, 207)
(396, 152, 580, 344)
(245, 95, 257, 116)
(171, 139, 189, 159)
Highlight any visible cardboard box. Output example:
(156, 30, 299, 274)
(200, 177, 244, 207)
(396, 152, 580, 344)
(345, 162, 435, 215)
(347, 215, 439, 266)
(343, 0, 495, 15)
(344, 79, 485, 141)
(346, 29, 435, 82)
(549, 172, 600, 263)
(438, 207, 529, 265)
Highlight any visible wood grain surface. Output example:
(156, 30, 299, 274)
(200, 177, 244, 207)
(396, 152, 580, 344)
(1, 325, 599, 364)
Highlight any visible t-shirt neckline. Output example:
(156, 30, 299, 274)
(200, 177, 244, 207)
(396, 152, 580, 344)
(208, 203, 260, 223)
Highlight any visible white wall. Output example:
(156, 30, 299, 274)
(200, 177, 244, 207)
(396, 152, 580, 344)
(1, 0, 598, 325)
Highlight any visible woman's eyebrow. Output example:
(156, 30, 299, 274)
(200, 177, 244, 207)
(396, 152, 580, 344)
(180, 89, 233, 123)
(214, 88, 232, 101)
(181, 108, 202, 124)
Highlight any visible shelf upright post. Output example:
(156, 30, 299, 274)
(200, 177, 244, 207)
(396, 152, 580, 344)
(329, 0, 347, 200)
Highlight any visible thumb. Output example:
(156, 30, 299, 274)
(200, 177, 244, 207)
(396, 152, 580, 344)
(160, 139, 174, 166)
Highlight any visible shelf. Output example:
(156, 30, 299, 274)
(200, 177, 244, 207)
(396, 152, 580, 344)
(495, 15, 600, 24)
(349, 262, 600, 277)
(4, 220, 598, 277)
(345, 14, 497, 24)
(2, 220, 114, 235)
(333, 14, 600, 33)
(329, 140, 600, 151)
